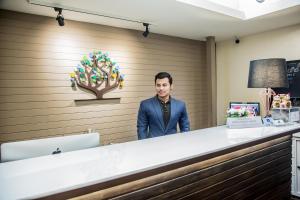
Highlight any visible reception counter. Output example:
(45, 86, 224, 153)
(1, 124, 300, 200)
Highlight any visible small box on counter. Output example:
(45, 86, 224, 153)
(271, 107, 300, 123)
(226, 116, 263, 129)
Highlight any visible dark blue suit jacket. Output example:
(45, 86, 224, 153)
(137, 97, 190, 139)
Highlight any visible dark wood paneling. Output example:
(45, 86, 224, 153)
(58, 134, 294, 200)
(202, 158, 291, 200)
(112, 141, 291, 200)
(255, 182, 291, 200)
(39, 135, 292, 200)
(182, 162, 290, 200)
(148, 147, 291, 200)
(225, 168, 290, 200)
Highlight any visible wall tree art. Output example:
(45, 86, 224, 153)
(70, 51, 124, 100)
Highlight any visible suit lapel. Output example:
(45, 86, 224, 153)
(151, 97, 165, 131)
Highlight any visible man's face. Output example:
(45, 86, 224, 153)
(155, 78, 172, 99)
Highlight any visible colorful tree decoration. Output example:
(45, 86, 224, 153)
(70, 51, 125, 99)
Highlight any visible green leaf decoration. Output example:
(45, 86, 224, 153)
(86, 60, 91, 66)
(91, 76, 97, 83)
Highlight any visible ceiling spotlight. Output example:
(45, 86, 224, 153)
(54, 7, 64, 26)
(143, 23, 149, 37)
(256, 0, 265, 3)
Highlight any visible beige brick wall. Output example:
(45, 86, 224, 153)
(0, 10, 209, 145)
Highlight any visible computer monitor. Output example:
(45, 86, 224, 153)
(229, 102, 260, 116)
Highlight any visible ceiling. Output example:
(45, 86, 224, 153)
(0, 0, 300, 41)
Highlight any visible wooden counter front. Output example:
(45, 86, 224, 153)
(61, 135, 292, 200)
(1, 125, 300, 200)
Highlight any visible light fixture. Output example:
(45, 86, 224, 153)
(54, 7, 64, 26)
(247, 58, 289, 116)
(256, 0, 265, 3)
(143, 23, 150, 37)
(28, 0, 150, 31)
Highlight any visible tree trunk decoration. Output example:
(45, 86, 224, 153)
(70, 51, 124, 99)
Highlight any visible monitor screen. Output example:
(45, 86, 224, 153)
(229, 102, 260, 116)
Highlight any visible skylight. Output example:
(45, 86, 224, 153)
(176, 0, 300, 20)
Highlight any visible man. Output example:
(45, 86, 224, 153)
(137, 72, 190, 139)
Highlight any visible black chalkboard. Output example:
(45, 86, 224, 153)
(273, 60, 300, 98)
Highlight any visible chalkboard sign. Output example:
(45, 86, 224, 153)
(273, 60, 300, 98)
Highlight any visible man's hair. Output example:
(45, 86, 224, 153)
(155, 72, 173, 85)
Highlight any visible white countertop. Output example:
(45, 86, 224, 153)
(1, 124, 300, 200)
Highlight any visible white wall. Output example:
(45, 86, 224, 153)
(216, 23, 300, 125)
